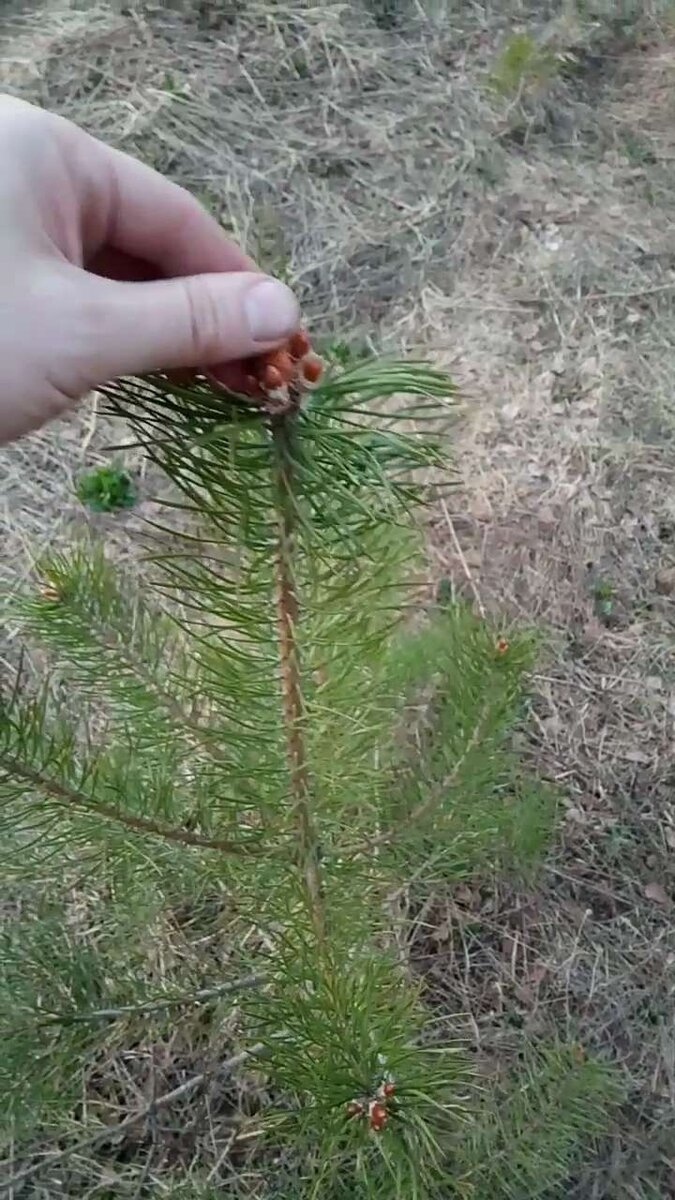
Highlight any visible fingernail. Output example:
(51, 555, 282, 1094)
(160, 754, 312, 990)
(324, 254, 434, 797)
(244, 278, 299, 343)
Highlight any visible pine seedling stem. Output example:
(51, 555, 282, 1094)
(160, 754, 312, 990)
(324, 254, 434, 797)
(271, 415, 325, 941)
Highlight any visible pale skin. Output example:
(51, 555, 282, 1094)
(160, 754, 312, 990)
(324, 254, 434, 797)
(0, 97, 300, 445)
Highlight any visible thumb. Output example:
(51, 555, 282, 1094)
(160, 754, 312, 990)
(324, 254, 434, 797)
(85, 271, 299, 383)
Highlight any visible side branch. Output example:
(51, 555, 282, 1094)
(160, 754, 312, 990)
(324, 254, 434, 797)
(342, 700, 490, 860)
(93, 626, 230, 766)
(0, 756, 263, 857)
(35, 974, 264, 1027)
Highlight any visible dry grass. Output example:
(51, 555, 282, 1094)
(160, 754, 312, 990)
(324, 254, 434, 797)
(3, 0, 675, 1194)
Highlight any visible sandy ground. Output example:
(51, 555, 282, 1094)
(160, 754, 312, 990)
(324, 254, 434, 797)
(3, 2, 675, 1194)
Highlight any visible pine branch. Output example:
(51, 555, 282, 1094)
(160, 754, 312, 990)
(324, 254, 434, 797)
(18, 548, 231, 765)
(271, 416, 325, 941)
(33, 973, 264, 1027)
(96, 626, 229, 764)
(0, 756, 265, 858)
(456, 1045, 623, 1200)
(343, 698, 491, 860)
(0, 1042, 266, 1196)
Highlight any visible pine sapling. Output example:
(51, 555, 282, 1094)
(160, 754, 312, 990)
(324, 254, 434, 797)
(0, 330, 613, 1197)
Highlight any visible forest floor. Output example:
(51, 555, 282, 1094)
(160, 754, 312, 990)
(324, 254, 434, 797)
(2, 2, 675, 1195)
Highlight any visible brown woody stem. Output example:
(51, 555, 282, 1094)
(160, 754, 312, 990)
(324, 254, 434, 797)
(271, 416, 325, 941)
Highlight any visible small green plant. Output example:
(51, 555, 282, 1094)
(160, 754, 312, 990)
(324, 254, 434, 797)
(490, 33, 564, 98)
(76, 463, 135, 513)
(593, 577, 615, 622)
(322, 337, 372, 367)
(249, 203, 291, 284)
(366, 0, 412, 30)
(621, 129, 658, 166)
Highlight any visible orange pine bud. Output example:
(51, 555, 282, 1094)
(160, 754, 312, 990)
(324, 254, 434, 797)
(262, 348, 294, 383)
(496, 636, 509, 655)
(301, 356, 323, 384)
(261, 363, 284, 390)
(368, 1100, 388, 1132)
(288, 329, 311, 360)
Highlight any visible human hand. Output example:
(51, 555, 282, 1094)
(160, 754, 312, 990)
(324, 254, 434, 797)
(0, 97, 299, 444)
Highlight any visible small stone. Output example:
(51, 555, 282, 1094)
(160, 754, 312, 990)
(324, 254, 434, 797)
(645, 881, 669, 905)
(655, 567, 675, 596)
(470, 496, 493, 522)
